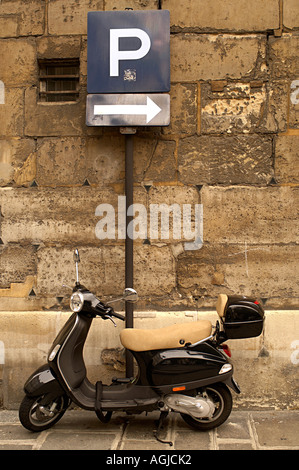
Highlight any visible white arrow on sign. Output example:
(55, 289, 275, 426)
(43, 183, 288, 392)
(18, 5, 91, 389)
(94, 96, 162, 124)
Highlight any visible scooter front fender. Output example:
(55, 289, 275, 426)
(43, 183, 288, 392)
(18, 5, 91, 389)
(24, 364, 65, 398)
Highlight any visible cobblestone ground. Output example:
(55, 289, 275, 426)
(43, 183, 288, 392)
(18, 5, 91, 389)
(0, 409, 298, 451)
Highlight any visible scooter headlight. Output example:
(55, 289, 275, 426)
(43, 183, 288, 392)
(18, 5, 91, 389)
(70, 292, 84, 312)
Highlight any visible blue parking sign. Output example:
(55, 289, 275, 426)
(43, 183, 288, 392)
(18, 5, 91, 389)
(87, 10, 170, 94)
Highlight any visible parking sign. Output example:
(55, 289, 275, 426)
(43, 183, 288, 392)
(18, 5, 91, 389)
(87, 10, 170, 94)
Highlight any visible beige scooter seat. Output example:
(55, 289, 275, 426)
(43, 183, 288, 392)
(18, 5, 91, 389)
(120, 320, 212, 352)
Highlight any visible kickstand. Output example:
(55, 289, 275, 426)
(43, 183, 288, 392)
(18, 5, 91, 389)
(153, 411, 173, 447)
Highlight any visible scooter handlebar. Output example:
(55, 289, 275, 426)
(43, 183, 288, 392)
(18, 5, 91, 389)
(111, 311, 125, 321)
(95, 303, 125, 321)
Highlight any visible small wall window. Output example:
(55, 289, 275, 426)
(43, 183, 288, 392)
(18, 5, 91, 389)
(38, 59, 80, 102)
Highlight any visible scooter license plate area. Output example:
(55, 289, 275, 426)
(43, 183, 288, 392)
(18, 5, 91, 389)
(150, 349, 226, 387)
(230, 377, 241, 394)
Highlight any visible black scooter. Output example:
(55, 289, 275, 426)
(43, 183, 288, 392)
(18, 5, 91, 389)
(19, 249, 264, 443)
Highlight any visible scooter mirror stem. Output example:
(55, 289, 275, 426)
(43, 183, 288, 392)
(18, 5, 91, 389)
(75, 262, 79, 284)
(73, 249, 80, 284)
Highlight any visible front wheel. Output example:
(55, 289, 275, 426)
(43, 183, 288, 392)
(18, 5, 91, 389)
(19, 394, 69, 432)
(180, 383, 232, 431)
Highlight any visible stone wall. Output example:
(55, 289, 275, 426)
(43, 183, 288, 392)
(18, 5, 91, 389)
(0, 0, 298, 312)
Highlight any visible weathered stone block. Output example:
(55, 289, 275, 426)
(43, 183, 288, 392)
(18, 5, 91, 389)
(86, 135, 125, 185)
(18, 0, 45, 36)
(283, 0, 299, 29)
(36, 243, 175, 300)
(0, 139, 35, 186)
(178, 135, 273, 185)
(171, 34, 267, 81)
(36, 137, 87, 186)
(0, 0, 45, 37)
(0, 16, 18, 38)
(0, 185, 149, 246)
(275, 135, 299, 183)
(0, 275, 36, 303)
(0, 88, 24, 137)
(177, 244, 299, 308)
(0, 245, 36, 288)
(289, 80, 299, 128)
(37, 36, 81, 60)
(0, 142, 15, 186)
(269, 35, 299, 78)
(164, 0, 280, 31)
(105, 0, 158, 10)
(14, 152, 37, 187)
(201, 81, 288, 134)
(36, 246, 103, 296)
(0, 39, 36, 86)
(134, 138, 177, 183)
(260, 81, 288, 133)
(88, 136, 177, 187)
(24, 88, 85, 137)
(48, 0, 104, 35)
(148, 184, 199, 206)
(163, 83, 198, 135)
(134, 244, 176, 297)
(223, 244, 299, 306)
(201, 186, 298, 245)
(0, 187, 118, 245)
(144, 185, 200, 245)
(79, 38, 88, 87)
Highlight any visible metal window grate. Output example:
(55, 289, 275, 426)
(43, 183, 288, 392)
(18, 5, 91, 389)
(38, 59, 80, 102)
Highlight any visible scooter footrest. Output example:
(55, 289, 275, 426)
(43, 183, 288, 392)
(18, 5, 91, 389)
(95, 381, 103, 411)
(95, 381, 112, 423)
(112, 377, 133, 384)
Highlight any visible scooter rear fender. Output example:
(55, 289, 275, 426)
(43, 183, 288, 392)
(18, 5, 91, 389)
(24, 364, 65, 398)
(224, 376, 241, 394)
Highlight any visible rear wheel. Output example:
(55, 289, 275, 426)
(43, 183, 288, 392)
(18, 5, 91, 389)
(180, 383, 232, 431)
(19, 394, 69, 432)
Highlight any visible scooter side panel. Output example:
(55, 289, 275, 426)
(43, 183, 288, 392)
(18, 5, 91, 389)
(152, 370, 235, 394)
(149, 347, 227, 387)
(24, 364, 65, 397)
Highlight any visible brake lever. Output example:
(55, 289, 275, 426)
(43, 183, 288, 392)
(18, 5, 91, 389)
(104, 315, 117, 327)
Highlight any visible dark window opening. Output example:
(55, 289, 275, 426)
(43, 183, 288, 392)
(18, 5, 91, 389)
(38, 59, 80, 102)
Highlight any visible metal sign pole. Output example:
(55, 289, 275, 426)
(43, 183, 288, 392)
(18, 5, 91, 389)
(123, 129, 135, 378)
(86, 9, 170, 378)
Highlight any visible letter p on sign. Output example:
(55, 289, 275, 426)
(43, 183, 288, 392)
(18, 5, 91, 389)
(110, 28, 151, 77)
(87, 10, 170, 94)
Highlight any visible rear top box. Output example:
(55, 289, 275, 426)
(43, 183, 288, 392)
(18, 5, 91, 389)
(222, 295, 265, 339)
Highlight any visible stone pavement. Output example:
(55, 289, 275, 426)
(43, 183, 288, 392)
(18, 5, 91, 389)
(0, 408, 298, 451)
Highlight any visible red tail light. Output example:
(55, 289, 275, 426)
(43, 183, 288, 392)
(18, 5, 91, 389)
(221, 344, 231, 358)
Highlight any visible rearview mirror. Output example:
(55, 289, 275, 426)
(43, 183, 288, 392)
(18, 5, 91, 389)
(73, 249, 80, 263)
(123, 288, 138, 303)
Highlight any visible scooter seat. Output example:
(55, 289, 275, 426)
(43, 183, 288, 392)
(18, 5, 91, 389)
(120, 320, 212, 352)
